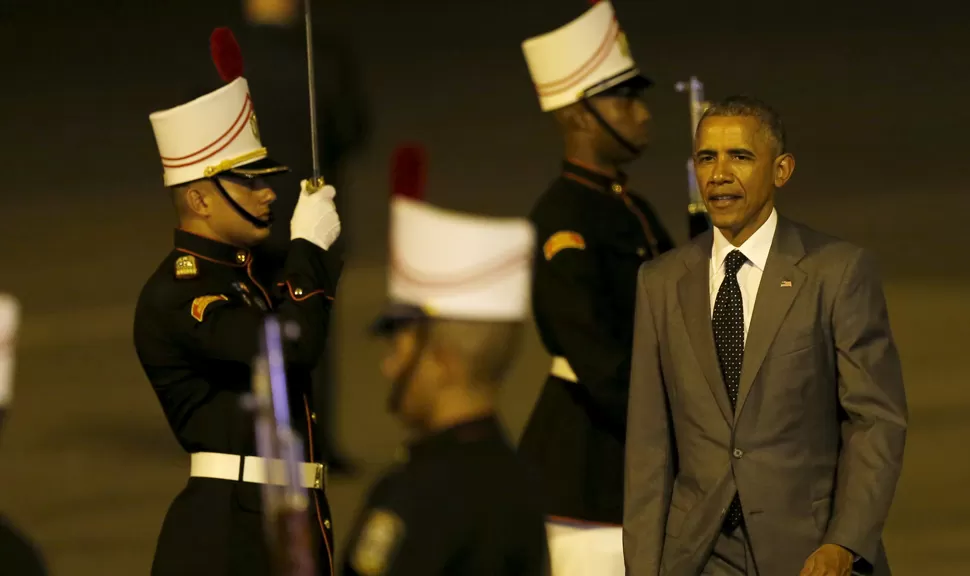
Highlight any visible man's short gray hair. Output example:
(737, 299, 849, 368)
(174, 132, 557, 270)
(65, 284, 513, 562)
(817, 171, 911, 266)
(699, 95, 787, 155)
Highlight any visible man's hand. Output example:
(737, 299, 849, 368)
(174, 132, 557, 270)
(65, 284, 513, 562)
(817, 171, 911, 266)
(799, 544, 854, 576)
(291, 179, 341, 250)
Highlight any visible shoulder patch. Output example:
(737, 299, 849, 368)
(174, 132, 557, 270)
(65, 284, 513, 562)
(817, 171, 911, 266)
(351, 508, 406, 576)
(543, 231, 586, 261)
(190, 295, 229, 322)
(174, 255, 198, 279)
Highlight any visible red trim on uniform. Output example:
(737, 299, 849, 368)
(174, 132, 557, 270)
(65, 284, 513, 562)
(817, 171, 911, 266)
(619, 193, 659, 258)
(277, 280, 333, 302)
(534, 18, 619, 97)
(246, 260, 274, 308)
(562, 172, 602, 191)
(161, 96, 253, 168)
(304, 396, 334, 574)
(174, 247, 245, 268)
(566, 157, 617, 179)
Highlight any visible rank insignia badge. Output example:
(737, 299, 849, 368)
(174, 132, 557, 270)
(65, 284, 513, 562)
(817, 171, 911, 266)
(190, 295, 229, 322)
(351, 508, 406, 576)
(175, 255, 198, 279)
(543, 231, 586, 261)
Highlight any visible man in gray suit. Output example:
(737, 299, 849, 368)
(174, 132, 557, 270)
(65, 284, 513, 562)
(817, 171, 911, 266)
(623, 96, 907, 576)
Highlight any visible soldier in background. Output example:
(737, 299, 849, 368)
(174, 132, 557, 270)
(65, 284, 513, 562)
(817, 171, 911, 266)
(341, 148, 548, 576)
(516, 1, 675, 570)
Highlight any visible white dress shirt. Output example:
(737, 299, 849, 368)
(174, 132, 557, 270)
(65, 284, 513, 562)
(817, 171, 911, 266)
(709, 209, 778, 344)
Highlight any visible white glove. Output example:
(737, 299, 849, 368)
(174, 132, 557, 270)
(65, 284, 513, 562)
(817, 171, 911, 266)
(0, 294, 21, 409)
(291, 179, 341, 250)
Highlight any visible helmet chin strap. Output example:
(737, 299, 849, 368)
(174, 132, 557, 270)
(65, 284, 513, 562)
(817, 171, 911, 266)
(387, 321, 430, 415)
(580, 98, 641, 157)
(211, 177, 274, 229)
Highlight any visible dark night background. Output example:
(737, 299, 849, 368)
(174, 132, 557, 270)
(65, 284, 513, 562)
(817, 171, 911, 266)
(1, 1, 968, 574)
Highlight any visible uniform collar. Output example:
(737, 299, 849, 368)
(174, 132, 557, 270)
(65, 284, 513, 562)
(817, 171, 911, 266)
(562, 159, 629, 196)
(407, 415, 501, 459)
(174, 229, 252, 267)
(711, 208, 778, 274)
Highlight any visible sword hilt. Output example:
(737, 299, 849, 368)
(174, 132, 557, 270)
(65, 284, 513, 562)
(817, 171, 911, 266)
(304, 176, 327, 194)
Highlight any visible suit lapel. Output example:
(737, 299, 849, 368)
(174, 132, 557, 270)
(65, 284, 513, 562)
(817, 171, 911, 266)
(735, 217, 807, 423)
(677, 233, 734, 425)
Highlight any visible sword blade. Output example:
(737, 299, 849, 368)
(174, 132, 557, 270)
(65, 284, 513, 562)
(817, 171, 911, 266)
(304, 0, 322, 188)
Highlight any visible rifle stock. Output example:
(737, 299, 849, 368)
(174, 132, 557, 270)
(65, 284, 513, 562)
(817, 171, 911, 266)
(247, 316, 316, 576)
(674, 76, 712, 239)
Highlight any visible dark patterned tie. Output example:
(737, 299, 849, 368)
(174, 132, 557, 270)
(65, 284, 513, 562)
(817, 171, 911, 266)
(713, 249, 746, 532)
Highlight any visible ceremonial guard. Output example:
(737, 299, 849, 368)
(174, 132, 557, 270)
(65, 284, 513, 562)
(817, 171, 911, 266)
(134, 29, 341, 575)
(517, 1, 675, 571)
(0, 295, 48, 576)
(340, 146, 549, 576)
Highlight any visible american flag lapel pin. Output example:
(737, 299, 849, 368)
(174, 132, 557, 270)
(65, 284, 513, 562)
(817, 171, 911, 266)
(780, 279, 792, 288)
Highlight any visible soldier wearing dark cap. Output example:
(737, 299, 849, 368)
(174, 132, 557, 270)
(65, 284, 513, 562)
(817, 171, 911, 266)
(517, 1, 675, 569)
(135, 30, 342, 576)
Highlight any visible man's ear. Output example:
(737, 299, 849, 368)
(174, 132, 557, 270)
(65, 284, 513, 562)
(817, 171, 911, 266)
(555, 102, 593, 134)
(774, 153, 795, 188)
(185, 184, 215, 217)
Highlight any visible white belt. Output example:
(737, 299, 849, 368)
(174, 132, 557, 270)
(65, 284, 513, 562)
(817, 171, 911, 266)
(551, 356, 578, 383)
(545, 520, 624, 576)
(190, 452, 326, 490)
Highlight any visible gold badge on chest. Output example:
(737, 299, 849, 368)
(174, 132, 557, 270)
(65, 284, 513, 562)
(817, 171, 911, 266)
(175, 255, 198, 279)
(351, 509, 406, 575)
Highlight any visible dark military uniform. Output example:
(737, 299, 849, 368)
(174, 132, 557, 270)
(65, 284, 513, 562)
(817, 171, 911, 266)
(0, 515, 47, 576)
(133, 229, 341, 576)
(518, 160, 674, 525)
(341, 416, 549, 576)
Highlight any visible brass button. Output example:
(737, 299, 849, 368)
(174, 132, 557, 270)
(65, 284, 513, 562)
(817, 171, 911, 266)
(294, 287, 304, 297)
(611, 183, 623, 194)
(324, 519, 331, 530)
(637, 247, 646, 257)
(235, 250, 247, 263)
(310, 412, 317, 423)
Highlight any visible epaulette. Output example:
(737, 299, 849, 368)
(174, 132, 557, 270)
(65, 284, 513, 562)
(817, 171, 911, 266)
(175, 255, 199, 280)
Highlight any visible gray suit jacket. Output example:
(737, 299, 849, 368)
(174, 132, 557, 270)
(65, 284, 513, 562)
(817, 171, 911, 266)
(623, 216, 907, 575)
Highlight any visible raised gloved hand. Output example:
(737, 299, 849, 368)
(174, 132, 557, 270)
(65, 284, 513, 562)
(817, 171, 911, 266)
(290, 179, 341, 250)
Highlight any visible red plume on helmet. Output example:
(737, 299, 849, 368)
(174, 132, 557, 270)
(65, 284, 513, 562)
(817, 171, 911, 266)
(210, 27, 244, 82)
(390, 144, 427, 201)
